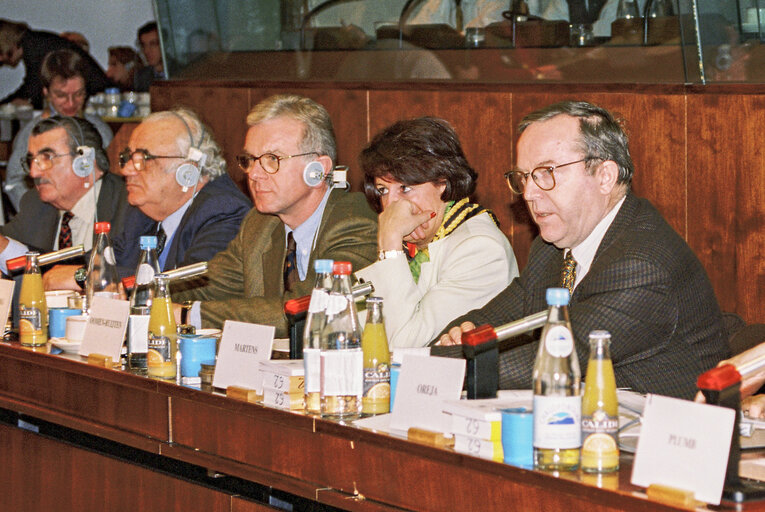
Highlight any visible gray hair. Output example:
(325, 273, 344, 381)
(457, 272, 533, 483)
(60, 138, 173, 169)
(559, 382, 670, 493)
(518, 100, 634, 186)
(144, 108, 226, 179)
(246, 94, 337, 162)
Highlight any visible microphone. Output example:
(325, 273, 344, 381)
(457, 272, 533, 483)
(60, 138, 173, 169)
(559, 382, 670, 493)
(6, 244, 86, 273)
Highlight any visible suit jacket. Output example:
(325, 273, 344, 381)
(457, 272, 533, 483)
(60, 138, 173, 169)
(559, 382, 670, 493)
(356, 212, 518, 348)
(177, 188, 378, 337)
(443, 193, 728, 399)
(0, 171, 130, 253)
(112, 173, 251, 276)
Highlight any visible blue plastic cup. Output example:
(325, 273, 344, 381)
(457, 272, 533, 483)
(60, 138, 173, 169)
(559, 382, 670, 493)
(501, 407, 534, 469)
(179, 335, 217, 378)
(389, 364, 401, 410)
(49, 307, 82, 338)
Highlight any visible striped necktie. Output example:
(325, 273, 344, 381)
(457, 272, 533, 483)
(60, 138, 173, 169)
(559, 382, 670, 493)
(58, 211, 74, 249)
(560, 251, 577, 295)
(283, 231, 298, 292)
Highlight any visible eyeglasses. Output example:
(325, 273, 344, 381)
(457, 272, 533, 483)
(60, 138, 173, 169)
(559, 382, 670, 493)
(236, 152, 318, 175)
(119, 148, 186, 171)
(22, 151, 75, 173)
(504, 159, 586, 194)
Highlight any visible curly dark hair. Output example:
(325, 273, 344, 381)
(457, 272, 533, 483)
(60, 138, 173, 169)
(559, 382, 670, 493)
(361, 117, 477, 213)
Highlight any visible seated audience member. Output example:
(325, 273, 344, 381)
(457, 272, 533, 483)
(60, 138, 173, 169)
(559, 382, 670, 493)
(529, 0, 649, 37)
(355, 117, 518, 348)
(0, 19, 109, 109)
(0, 116, 128, 274)
(106, 47, 142, 91)
(5, 49, 113, 211)
(438, 100, 728, 399)
(60, 31, 90, 52)
(43, 108, 251, 288)
(134, 22, 176, 92)
(173, 94, 378, 336)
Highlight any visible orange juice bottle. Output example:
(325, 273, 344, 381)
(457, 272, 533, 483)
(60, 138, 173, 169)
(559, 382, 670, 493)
(19, 252, 48, 346)
(147, 274, 177, 380)
(361, 296, 390, 415)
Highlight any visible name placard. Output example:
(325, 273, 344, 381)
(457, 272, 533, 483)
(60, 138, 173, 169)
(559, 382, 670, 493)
(78, 296, 130, 361)
(0, 279, 15, 326)
(631, 393, 735, 505)
(212, 320, 274, 392)
(390, 354, 465, 435)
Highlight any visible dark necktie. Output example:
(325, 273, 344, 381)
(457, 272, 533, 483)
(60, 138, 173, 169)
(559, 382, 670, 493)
(283, 231, 298, 292)
(560, 251, 577, 295)
(58, 211, 74, 249)
(156, 223, 167, 256)
(567, 0, 590, 23)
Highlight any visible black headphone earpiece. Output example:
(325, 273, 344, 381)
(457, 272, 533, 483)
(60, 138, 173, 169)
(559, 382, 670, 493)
(303, 161, 325, 187)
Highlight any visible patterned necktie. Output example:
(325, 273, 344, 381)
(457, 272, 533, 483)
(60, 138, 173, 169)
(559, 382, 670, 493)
(560, 251, 577, 295)
(58, 211, 74, 249)
(155, 223, 167, 256)
(283, 231, 298, 292)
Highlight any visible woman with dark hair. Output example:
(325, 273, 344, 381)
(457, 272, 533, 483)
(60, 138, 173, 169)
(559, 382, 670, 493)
(356, 117, 518, 348)
(107, 47, 141, 91)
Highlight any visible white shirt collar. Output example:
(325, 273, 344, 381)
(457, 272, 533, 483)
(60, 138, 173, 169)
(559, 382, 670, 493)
(570, 194, 626, 288)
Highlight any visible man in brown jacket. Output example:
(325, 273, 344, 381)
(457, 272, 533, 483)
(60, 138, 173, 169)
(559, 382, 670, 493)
(176, 95, 377, 336)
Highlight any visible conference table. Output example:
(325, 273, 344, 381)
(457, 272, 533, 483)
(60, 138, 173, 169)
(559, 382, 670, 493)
(0, 339, 762, 511)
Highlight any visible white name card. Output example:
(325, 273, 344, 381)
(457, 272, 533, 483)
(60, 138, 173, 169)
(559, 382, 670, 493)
(78, 296, 130, 361)
(212, 320, 274, 392)
(390, 354, 466, 436)
(631, 393, 735, 505)
(0, 279, 14, 325)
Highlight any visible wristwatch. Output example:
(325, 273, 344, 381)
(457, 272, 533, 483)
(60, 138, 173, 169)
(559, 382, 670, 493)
(378, 249, 405, 261)
(74, 267, 87, 289)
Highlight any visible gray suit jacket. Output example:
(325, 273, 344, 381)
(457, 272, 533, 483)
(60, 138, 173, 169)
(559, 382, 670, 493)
(0, 171, 130, 253)
(443, 193, 728, 399)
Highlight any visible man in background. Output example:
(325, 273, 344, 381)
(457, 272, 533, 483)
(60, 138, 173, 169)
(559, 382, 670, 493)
(5, 49, 113, 211)
(134, 22, 176, 92)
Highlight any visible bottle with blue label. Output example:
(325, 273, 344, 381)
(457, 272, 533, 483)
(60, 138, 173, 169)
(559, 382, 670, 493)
(532, 287, 581, 471)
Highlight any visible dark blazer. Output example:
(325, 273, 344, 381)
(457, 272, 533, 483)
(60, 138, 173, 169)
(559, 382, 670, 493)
(443, 193, 728, 399)
(175, 188, 378, 337)
(112, 173, 251, 276)
(0, 171, 130, 253)
(0, 30, 110, 109)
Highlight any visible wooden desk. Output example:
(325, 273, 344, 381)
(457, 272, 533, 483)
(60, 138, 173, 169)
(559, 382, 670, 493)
(0, 341, 761, 511)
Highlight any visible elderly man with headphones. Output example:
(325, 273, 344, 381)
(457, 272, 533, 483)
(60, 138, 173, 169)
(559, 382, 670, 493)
(44, 108, 252, 291)
(0, 115, 128, 275)
(171, 94, 378, 337)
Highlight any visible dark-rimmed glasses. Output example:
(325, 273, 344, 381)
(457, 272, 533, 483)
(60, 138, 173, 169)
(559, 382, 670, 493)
(504, 159, 586, 194)
(236, 152, 318, 175)
(22, 151, 75, 173)
(119, 148, 186, 171)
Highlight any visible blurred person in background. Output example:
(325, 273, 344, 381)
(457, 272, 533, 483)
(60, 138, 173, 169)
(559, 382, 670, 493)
(134, 22, 177, 92)
(0, 19, 109, 109)
(60, 31, 90, 53)
(107, 46, 142, 91)
(4, 49, 113, 212)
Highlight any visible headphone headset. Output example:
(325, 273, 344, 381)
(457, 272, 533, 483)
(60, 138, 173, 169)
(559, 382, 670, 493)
(171, 112, 206, 192)
(302, 160, 325, 187)
(54, 117, 96, 179)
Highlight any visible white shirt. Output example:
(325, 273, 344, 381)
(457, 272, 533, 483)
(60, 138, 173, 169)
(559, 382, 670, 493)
(569, 194, 626, 289)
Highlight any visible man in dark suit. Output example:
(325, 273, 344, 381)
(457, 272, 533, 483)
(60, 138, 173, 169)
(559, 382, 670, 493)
(173, 94, 378, 336)
(43, 108, 251, 288)
(0, 116, 128, 275)
(438, 100, 727, 399)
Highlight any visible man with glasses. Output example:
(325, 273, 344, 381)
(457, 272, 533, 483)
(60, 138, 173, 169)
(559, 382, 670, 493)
(437, 100, 727, 400)
(42, 108, 250, 289)
(172, 94, 377, 336)
(5, 49, 113, 211)
(0, 116, 128, 275)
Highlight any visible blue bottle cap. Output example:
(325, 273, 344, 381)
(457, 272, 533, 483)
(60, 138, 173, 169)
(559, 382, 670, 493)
(105, 87, 121, 95)
(313, 259, 333, 273)
(546, 287, 570, 306)
(139, 235, 158, 250)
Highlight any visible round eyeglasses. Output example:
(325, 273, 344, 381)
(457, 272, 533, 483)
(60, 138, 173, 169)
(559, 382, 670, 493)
(22, 151, 75, 173)
(236, 151, 318, 175)
(119, 148, 186, 171)
(504, 159, 586, 194)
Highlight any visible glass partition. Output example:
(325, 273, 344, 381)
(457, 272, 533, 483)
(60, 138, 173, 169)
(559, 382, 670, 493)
(153, 0, 763, 84)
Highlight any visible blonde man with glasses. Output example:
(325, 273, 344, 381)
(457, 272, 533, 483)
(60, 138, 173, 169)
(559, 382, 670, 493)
(172, 94, 378, 336)
(438, 100, 727, 400)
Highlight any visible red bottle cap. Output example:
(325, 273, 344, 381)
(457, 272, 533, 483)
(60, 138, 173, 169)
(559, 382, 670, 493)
(122, 276, 136, 290)
(94, 222, 111, 234)
(333, 261, 352, 275)
(462, 325, 498, 346)
(284, 295, 311, 315)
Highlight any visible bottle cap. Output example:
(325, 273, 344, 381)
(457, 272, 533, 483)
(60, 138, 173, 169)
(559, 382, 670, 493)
(365, 296, 383, 306)
(333, 261, 352, 275)
(94, 221, 111, 234)
(546, 287, 570, 306)
(314, 259, 333, 274)
(140, 236, 158, 250)
(154, 273, 169, 282)
(588, 330, 611, 340)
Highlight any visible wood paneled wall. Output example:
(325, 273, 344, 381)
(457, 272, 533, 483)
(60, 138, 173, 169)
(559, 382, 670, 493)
(152, 82, 763, 325)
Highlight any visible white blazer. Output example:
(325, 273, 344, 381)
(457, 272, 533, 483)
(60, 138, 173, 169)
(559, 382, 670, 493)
(356, 213, 518, 349)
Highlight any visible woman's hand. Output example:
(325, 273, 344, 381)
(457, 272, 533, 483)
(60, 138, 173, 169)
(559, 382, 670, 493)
(377, 199, 434, 251)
